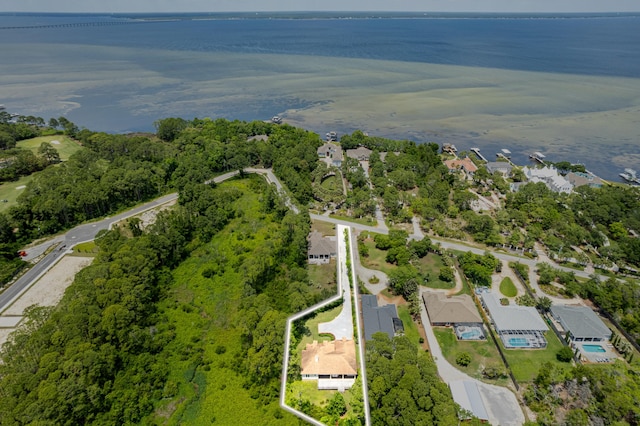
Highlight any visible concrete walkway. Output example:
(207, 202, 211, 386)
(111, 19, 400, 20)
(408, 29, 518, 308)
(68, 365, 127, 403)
(419, 286, 525, 426)
(318, 224, 354, 340)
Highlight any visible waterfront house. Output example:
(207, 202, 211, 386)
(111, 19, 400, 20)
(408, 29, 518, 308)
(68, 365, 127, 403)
(346, 146, 373, 161)
(444, 157, 478, 179)
(485, 161, 513, 176)
(522, 166, 573, 193)
(566, 171, 603, 189)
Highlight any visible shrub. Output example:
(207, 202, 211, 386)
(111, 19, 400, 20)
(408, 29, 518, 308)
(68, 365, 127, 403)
(556, 346, 574, 363)
(439, 266, 454, 282)
(455, 352, 472, 367)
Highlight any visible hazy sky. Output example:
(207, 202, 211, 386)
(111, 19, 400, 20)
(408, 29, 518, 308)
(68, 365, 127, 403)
(2, 0, 639, 13)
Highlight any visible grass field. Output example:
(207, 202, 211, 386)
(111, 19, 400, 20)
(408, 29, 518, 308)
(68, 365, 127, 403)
(329, 213, 376, 226)
(416, 253, 455, 291)
(311, 220, 336, 236)
(360, 239, 397, 276)
(308, 261, 337, 296)
(16, 135, 83, 161)
(499, 277, 517, 297)
(0, 175, 33, 213)
(501, 331, 569, 383)
(151, 178, 298, 425)
(398, 305, 421, 347)
(433, 327, 509, 386)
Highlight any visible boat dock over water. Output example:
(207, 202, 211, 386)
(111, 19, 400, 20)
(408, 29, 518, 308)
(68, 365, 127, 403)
(620, 168, 640, 185)
(470, 148, 487, 162)
(530, 152, 546, 164)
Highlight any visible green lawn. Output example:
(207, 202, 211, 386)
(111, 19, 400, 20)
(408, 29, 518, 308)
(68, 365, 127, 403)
(330, 213, 376, 226)
(416, 253, 456, 291)
(433, 327, 509, 386)
(311, 220, 336, 236)
(288, 380, 336, 407)
(308, 261, 337, 295)
(320, 175, 342, 192)
(398, 305, 421, 347)
(499, 277, 517, 297)
(296, 305, 344, 353)
(501, 331, 569, 383)
(360, 239, 397, 276)
(16, 135, 83, 161)
(151, 178, 298, 425)
(0, 175, 33, 213)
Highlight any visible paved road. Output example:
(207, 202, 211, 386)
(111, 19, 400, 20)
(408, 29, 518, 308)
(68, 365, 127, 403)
(0, 168, 284, 313)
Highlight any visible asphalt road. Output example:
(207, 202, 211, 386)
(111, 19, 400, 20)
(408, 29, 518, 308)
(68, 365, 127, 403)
(0, 169, 271, 313)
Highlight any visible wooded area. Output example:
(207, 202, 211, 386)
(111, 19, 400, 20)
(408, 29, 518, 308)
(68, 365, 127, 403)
(0, 117, 639, 425)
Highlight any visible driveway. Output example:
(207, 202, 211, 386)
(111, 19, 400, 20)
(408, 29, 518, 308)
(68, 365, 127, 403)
(318, 224, 354, 340)
(419, 287, 525, 426)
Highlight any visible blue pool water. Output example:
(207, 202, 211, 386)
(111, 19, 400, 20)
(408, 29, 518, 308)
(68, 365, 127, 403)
(460, 329, 483, 339)
(583, 344, 606, 353)
(508, 338, 530, 347)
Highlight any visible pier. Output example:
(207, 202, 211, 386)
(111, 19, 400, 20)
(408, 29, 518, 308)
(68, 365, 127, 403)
(529, 152, 546, 164)
(470, 148, 487, 162)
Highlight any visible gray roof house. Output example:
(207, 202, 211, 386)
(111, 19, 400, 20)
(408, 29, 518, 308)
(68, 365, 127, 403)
(308, 231, 336, 264)
(486, 161, 513, 176)
(346, 146, 373, 161)
(317, 142, 343, 167)
(422, 292, 482, 326)
(550, 305, 611, 342)
(481, 292, 547, 334)
(362, 295, 404, 341)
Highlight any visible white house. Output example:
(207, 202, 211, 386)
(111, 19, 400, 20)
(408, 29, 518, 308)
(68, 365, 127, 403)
(522, 166, 573, 193)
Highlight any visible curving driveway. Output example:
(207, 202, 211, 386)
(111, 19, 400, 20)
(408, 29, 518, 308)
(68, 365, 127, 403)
(419, 286, 525, 425)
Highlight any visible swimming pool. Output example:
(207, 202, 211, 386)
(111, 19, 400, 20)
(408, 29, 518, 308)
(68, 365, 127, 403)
(582, 344, 606, 353)
(459, 329, 483, 340)
(508, 337, 530, 347)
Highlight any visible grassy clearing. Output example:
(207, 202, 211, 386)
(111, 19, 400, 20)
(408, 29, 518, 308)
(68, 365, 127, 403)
(502, 331, 568, 383)
(311, 220, 336, 236)
(320, 175, 341, 192)
(398, 305, 421, 347)
(16, 135, 83, 161)
(72, 241, 99, 256)
(308, 261, 337, 295)
(329, 213, 376, 226)
(499, 277, 517, 297)
(152, 178, 297, 425)
(416, 253, 455, 290)
(288, 380, 336, 407)
(360, 239, 396, 276)
(433, 327, 509, 386)
(0, 175, 33, 213)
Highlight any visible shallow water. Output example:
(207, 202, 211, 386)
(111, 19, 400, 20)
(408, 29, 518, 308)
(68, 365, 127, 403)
(1, 14, 639, 179)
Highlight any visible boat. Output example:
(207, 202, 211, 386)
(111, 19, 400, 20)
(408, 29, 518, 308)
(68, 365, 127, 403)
(326, 131, 338, 142)
(619, 168, 640, 185)
(271, 115, 282, 124)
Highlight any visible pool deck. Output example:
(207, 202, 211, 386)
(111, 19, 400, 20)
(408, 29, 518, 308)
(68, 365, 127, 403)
(575, 342, 618, 363)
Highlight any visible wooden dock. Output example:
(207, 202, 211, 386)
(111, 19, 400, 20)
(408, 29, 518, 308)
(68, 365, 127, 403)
(470, 148, 487, 162)
(529, 151, 546, 164)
